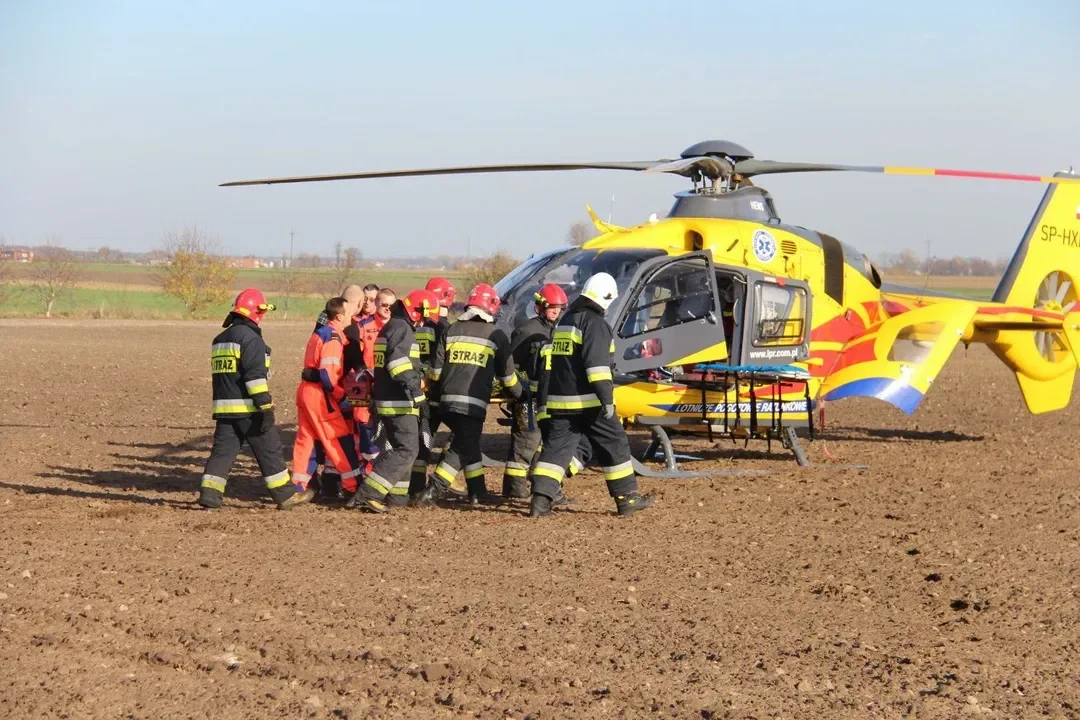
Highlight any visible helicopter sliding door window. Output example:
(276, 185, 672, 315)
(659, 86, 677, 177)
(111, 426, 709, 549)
(612, 251, 725, 375)
(745, 279, 810, 364)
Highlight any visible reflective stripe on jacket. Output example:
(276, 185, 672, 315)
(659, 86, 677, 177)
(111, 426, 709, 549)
(210, 314, 274, 419)
(431, 317, 521, 418)
(537, 297, 614, 416)
(372, 309, 424, 416)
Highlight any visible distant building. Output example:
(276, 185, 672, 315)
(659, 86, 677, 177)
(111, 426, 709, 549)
(0, 246, 34, 263)
(229, 256, 268, 269)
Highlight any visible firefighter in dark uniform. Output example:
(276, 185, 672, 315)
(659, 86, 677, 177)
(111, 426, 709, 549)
(501, 283, 568, 498)
(530, 272, 655, 518)
(416, 283, 522, 505)
(198, 288, 314, 510)
(408, 289, 449, 499)
(347, 289, 440, 513)
(527, 344, 594, 509)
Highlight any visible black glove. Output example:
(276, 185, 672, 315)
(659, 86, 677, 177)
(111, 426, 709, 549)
(262, 407, 277, 428)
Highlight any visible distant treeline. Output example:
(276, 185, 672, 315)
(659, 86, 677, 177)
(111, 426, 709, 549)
(872, 249, 1008, 276)
(3, 239, 1013, 278)
(0, 242, 477, 270)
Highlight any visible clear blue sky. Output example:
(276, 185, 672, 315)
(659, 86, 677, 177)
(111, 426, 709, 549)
(2, 0, 1078, 262)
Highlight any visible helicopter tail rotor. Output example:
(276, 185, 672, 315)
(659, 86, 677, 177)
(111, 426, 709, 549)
(967, 172, 1080, 414)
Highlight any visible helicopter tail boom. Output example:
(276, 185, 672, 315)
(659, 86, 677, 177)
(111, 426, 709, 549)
(982, 172, 1080, 413)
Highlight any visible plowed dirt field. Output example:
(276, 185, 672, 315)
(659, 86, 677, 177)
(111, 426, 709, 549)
(1, 320, 1077, 719)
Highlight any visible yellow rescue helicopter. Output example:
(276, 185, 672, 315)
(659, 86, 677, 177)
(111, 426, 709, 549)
(221, 140, 1080, 472)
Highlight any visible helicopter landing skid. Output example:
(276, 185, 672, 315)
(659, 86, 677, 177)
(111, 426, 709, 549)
(781, 425, 810, 467)
(634, 425, 774, 479)
(631, 456, 772, 479)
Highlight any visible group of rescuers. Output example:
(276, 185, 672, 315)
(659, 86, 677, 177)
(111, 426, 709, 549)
(198, 273, 656, 518)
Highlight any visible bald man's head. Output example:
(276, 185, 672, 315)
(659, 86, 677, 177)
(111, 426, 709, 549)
(342, 284, 364, 318)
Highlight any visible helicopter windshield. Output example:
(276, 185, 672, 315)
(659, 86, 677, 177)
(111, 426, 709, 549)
(496, 247, 667, 330)
(493, 247, 569, 299)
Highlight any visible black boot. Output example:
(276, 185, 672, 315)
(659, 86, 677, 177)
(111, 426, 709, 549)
(529, 493, 553, 517)
(466, 476, 501, 506)
(502, 476, 530, 499)
(385, 492, 410, 508)
(197, 487, 223, 509)
(317, 471, 341, 502)
(410, 476, 448, 507)
(615, 492, 655, 516)
(346, 486, 388, 513)
(551, 489, 577, 507)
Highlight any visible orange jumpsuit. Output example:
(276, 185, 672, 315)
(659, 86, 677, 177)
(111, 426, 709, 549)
(354, 314, 381, 425)
(352, 314, 384, 466)
(292, 322, 362, 493)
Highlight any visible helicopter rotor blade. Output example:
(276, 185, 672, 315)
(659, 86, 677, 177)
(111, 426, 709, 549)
(219, 161, 669, 187)
(734, 158, 1080, 185)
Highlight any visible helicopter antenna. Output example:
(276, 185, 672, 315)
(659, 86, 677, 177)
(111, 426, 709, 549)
(918, 251, 938, 304)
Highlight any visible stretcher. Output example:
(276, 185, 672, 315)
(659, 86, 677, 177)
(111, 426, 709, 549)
(633, 362, 862, 471)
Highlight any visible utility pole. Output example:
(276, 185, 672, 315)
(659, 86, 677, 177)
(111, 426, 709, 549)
(286, 229, 295, 316)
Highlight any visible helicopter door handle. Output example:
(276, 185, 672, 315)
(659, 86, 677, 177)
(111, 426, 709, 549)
(705, 311, 718, 324)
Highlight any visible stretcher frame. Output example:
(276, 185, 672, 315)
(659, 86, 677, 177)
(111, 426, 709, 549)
(639, 363, 816, 469)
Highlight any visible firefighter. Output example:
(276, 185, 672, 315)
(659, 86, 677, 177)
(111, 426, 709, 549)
(416, 283, 522, 506)
(408, 290, 447, 498)
(198, 288, 313, 510)
(530, 272, 655, 517)
(527, 343, 592, 510)
(501, 283, 568, 498)
(409, 277, 457, 489)
(362, 288, 398, 460)
(292, 297, 363, 500)
(425, 276, 457, 326)
(347, 289, 439, 513)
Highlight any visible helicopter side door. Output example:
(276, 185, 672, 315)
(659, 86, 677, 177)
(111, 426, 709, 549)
(611, 251, 726, 374)
(739, 272, 813, 368)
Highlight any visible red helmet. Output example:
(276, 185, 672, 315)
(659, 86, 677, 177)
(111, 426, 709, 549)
(465, 283, 501, 316)
(534, 283, 568, 310)
(232, 288, 275, 324)
(403, 289, 440, 324)
(425, 277, 456, 309)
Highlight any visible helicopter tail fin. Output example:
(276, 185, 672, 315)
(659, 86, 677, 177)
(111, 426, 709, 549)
(984, 171, 1080, 413)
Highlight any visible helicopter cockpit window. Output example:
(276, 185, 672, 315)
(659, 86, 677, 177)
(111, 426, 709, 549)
(619, 256, 715, 340)
(751, 282, 807, 346)
(500, 248, 666, 329)
(493, 248, 567, 299)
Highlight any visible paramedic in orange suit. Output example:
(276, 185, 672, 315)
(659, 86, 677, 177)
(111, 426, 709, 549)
(292, 297, 362, 496)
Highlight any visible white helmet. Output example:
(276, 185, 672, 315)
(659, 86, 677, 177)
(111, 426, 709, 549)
(581, 272, 618, 312)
